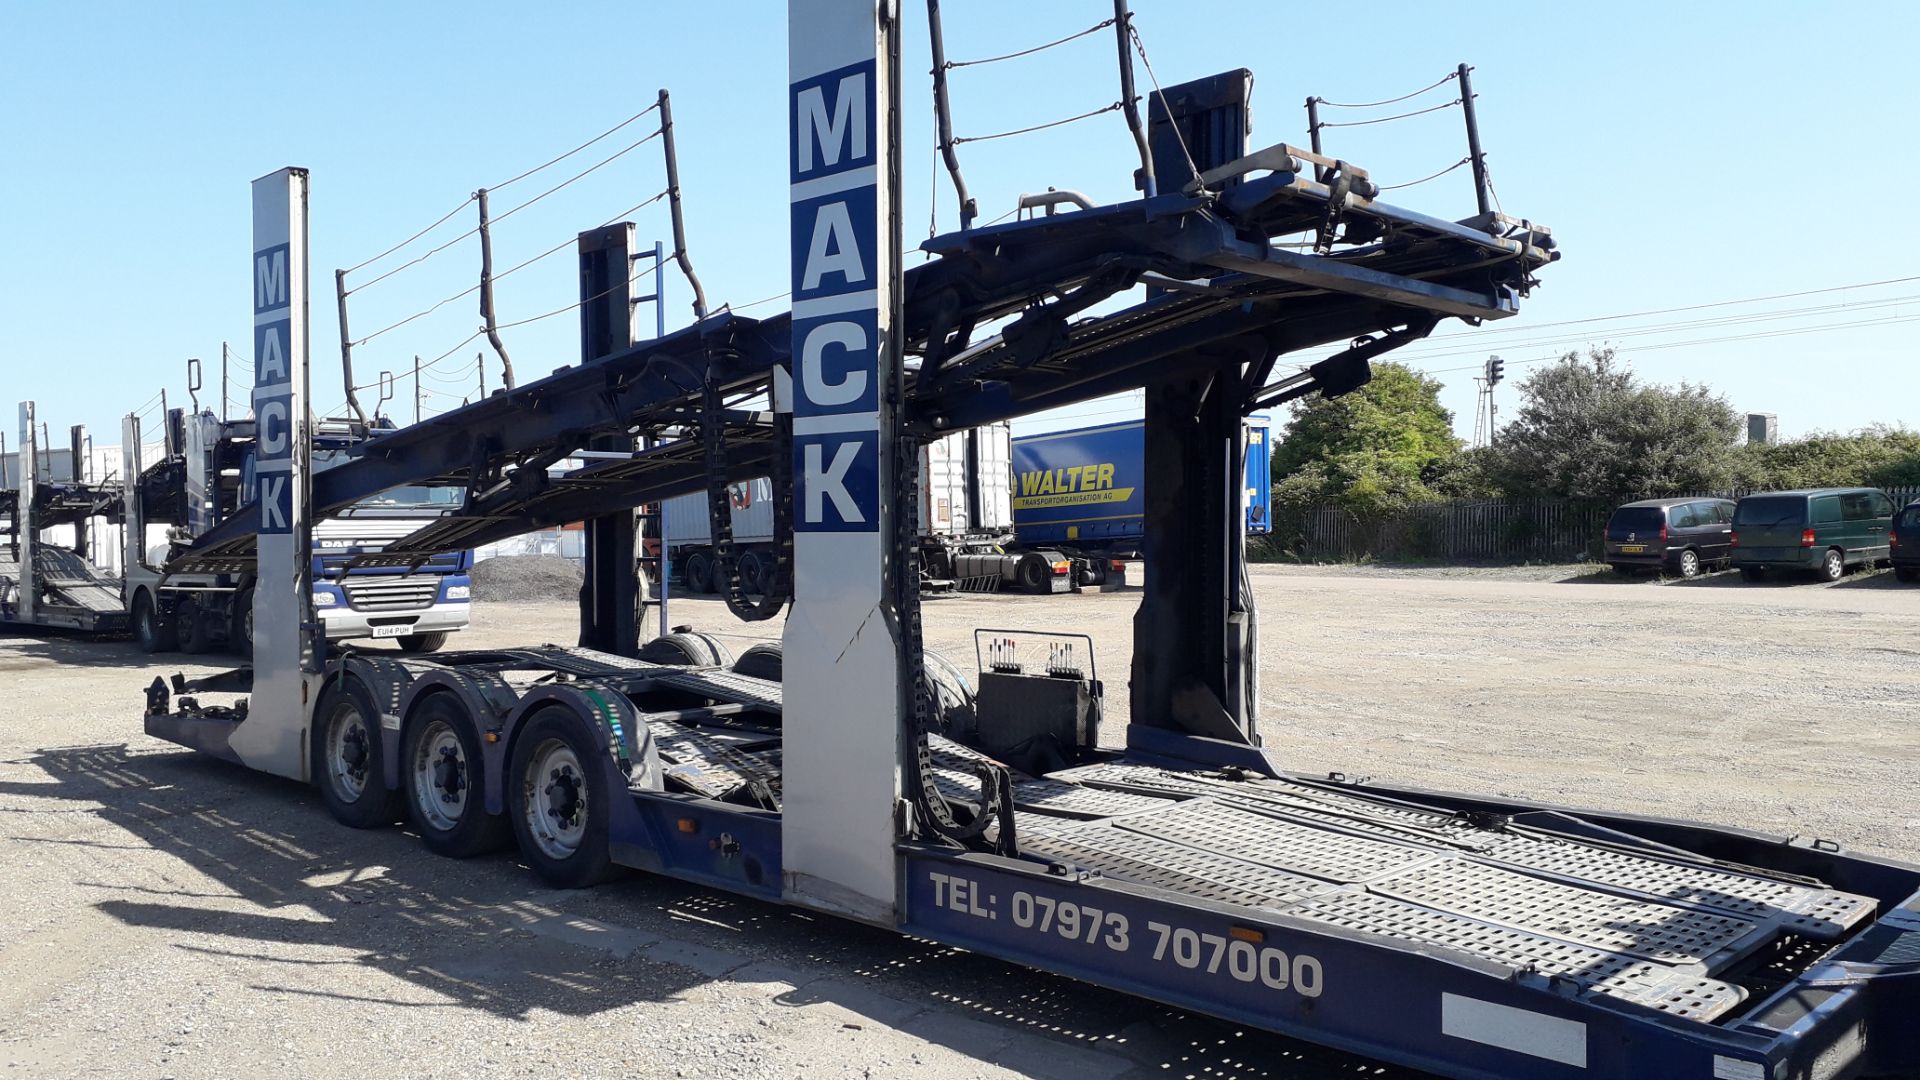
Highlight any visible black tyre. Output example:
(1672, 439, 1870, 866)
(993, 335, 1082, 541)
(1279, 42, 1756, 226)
(1677, 549, 1702, 579)
(923, 651, 977, 736)
(397, 631, 448, 654)
(177, 595, 214, 655)
(682, 551, 713, 594)
(312, 677, 404, 829)
(732, 641, 784, 681)
(1016, 554, 1048, 593)
(639, 630, 734, 667)
(736, 549, 770, 595)
(230, 586, 254, 659)
(1818, 548, 1845, 583)
(1896, 566, 1920, 584)
(507, 706, 617, 888)
(1739, 567, 1766, 582)
(1609, 564, 1636, 577)
(402, 695, 511, 858)
(133, 590, 177, 654)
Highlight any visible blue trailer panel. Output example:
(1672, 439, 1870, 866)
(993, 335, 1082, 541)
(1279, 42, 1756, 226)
(1011, 416, 1273, 547)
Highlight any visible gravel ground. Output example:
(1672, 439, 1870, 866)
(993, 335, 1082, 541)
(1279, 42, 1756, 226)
(1, 561, 1916, 1078)
(471, 554, 584, 603)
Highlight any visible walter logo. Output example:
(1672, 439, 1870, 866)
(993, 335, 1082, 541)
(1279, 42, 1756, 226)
(1013, 462, 1135, 511)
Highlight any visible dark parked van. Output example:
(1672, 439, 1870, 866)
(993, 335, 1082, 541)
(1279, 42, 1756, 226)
(1603, 497, 1736, 577)
(1892, 500, 1920, 583)
(1731, 487, 1895, 582)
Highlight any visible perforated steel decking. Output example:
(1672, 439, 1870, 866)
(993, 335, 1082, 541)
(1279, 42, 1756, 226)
(617, 678, 1873, 1022)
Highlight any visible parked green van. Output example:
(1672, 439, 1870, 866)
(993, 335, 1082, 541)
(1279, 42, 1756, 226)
(1731, 487, 1895, 582)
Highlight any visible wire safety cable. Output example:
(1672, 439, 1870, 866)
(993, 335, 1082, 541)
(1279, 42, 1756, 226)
(1318, 99, 1460, 129)
(953, 99, 1127, 145)
(341, 196, 477, 277)
(1378, 157, 1472, 191)
(1312, 71, 1458, 110)
(487, 102, 662, 193)
(1128, 24, 1199, 182)
(490, 129, 664, 226)
(943, 18, 1115, 69)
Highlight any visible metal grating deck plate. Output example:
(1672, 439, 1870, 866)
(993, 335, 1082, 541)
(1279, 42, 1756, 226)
(646, 717, 781, 803)
(1475, 833, 1878, 939)
(1057, 761, 1874, 942)
(1021, 823, 1329, 910)
(925, 739, 1181, 820)
(1119, 799, 1760, 966)
(652, 668, 784, 712)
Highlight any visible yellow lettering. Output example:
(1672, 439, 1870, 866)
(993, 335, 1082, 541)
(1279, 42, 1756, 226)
(1021, 471, 1042, 497)
(1038, 470, 1055, 495)
(1096, 462, 1115, 490)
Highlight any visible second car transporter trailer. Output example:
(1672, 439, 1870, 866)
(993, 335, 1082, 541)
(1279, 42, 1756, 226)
(142, 7, 1920, 1078)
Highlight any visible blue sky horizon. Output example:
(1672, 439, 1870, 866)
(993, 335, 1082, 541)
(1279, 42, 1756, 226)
(3, 3, 1916, 448)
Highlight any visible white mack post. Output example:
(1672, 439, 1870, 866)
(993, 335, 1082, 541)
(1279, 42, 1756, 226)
(16, 402, 37, 626)
(781, 0, 905, 921)
(229, 167, 315, 779)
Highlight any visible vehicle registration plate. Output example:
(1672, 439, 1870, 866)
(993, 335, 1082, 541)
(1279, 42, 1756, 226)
(371, 625, 409, 639)
(1619, 544, 1646, 554)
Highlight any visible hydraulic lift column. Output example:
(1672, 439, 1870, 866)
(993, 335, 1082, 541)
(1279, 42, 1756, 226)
(781, 0, 906, 921)
(576, 223, 644, 656)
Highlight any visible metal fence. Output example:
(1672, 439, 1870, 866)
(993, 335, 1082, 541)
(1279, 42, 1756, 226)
(1275, 486, 1920, 564)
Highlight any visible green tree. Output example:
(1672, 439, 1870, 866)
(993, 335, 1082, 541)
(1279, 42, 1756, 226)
(1269, 362, 1464, 514)
(1733, 426, 1920, 490)
(1490, 348, 1741, 501)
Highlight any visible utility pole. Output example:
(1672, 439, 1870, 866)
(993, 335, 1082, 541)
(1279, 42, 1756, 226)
(413, 355, 422, 424)
(476, 352, 486, 399)
(221, 342, 230, 421)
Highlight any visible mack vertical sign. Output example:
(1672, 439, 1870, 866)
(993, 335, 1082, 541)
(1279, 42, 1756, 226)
(781, 0, 904, 922)
(230, 167, 315, 780)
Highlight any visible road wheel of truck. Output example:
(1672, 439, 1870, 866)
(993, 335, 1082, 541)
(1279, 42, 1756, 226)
(230, 587, 254, 659)
(509, 706, 616, 888)
(1016, 555, 1047, 593)
(313, 679, 404, 829)
(1819, 548, 1845, 583)
(737, 549, 770, 595)
(639, 630, 733, 667)
(1739, 567, 1766, 582)
(1898, 566, 1920, 584)
(177, 595, 213, 655)
(403, 696, 510, 858)
(683, 551, 713, 594)
(133, 590, 177, 654)
(1678, 550, 1701, 579)
(732, 641, 783, 681)
(397, 632, 448, 654)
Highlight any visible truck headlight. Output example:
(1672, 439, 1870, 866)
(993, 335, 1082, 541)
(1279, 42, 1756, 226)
(444, 584, 471, 600)
(312, 591, 338, 607)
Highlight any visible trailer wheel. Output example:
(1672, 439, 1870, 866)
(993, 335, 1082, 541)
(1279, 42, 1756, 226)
(132, 590, 177, 654)
(732, 641, 783, 681)
(397, 632, 448, 654)
(313, 678, 404, 829)
(176, 595, 213, 655)
(682, 551, 713, 594)
(403, 695, 510, 858)
(230, 586, 254, 659)
(508, 706, 617, 888)
(638, 630, 733, 667)
(736, 549, 770, 595)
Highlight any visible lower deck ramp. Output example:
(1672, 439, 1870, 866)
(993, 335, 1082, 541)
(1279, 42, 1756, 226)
(629, 689, 1875, 1025)
(0, 545, 127, 631)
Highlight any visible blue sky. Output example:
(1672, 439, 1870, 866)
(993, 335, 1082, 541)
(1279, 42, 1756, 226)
(3, 2, 1916, 447)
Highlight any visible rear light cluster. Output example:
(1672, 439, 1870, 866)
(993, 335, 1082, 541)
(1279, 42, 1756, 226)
(1659, 526, 1669, 543)
(1800, 529, 1817, 548)
(1729, 531, 1739, 547)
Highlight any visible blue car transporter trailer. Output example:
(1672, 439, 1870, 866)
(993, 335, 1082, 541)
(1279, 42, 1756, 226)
(141, 7, 1920, 1078)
